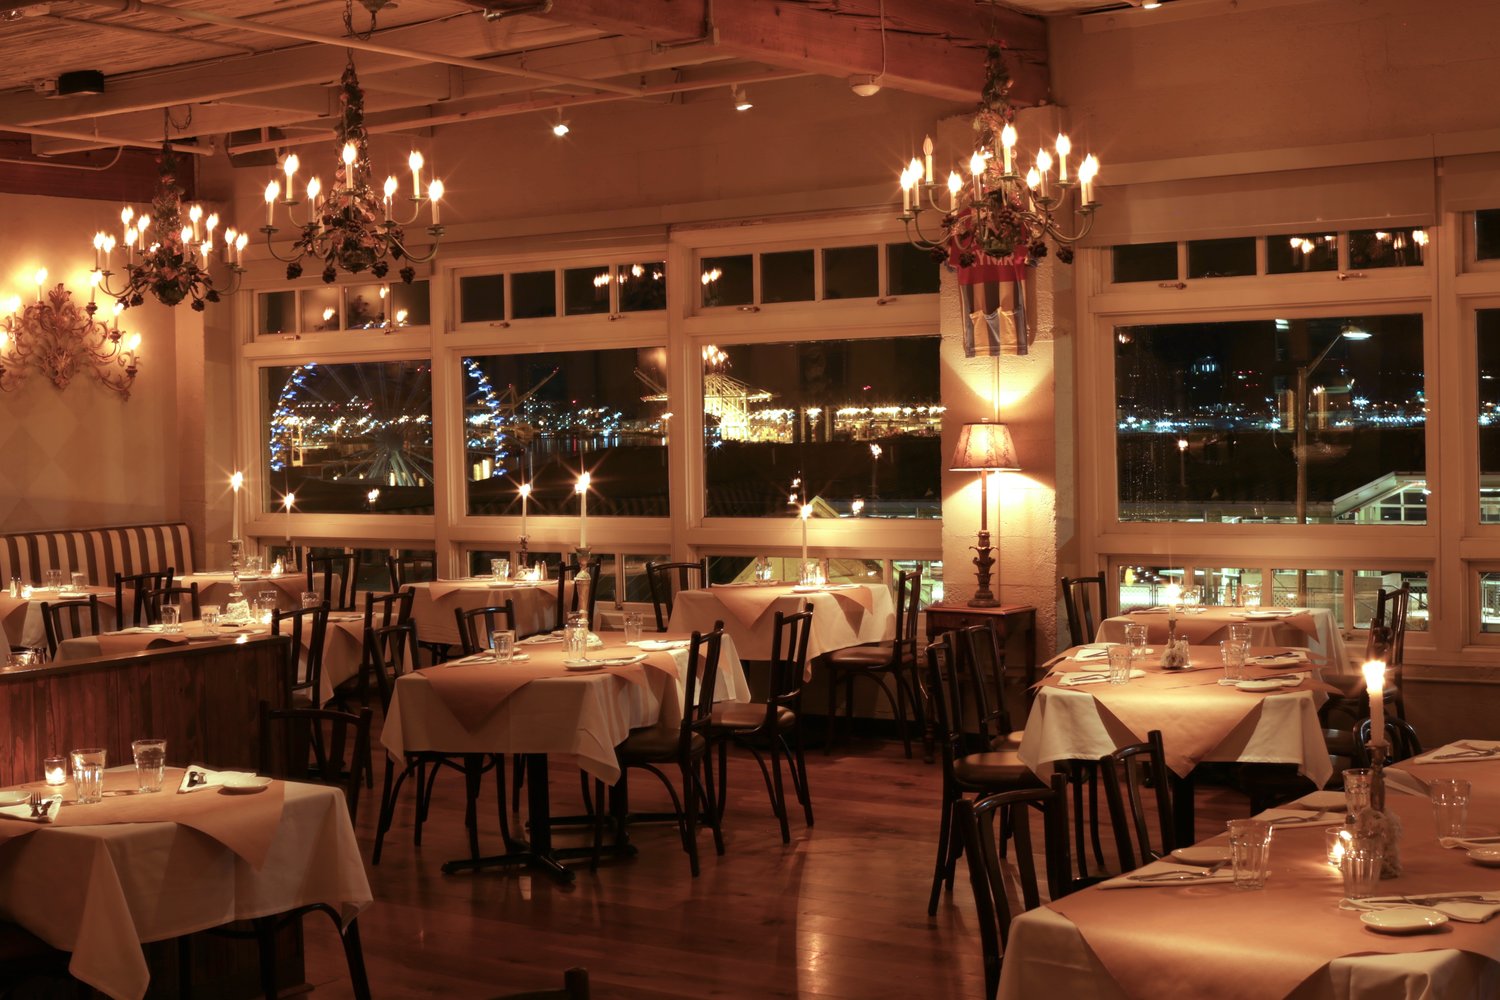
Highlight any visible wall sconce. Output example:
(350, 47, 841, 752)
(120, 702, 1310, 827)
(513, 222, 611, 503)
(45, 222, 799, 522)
(950, 420, 1021, 608)
(0, 283, 141, 399)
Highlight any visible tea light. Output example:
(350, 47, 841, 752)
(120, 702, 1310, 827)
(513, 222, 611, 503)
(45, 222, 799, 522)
(43, 755, 66, 786)
(1326, 827, 1351, 867)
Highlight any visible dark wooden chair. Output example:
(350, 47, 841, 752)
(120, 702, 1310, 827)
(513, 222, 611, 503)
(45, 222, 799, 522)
(1321, 583, 1412, 726)
(342, 588, 415, 708)
(607, 625, 726, 876)
(41, 596, 102, 658)
(113, 569, 175, 629)
(646, 559, 709, 633)
(925, 633, 1045, 916)
(387, 554, 437, 592)
(958, 776, 1072, 1000)
(1059, 572, 1109, 647)
(454, 603, 518, 656)
(823, 568, 923, 757)
(556, 555, 603, 630)
(1355, 716, 1423, 764)
(709, 605, 814, 843)
(489, 968, 590, 1000)
(308, 553, 359, 612)
(1098, 730, 1175, 872)
(143, 582, 201, 623)
(272, 603, 329, 708)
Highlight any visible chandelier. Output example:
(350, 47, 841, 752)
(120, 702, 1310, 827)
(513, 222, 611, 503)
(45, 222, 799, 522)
(0, 281, 141, 399)
(899, 46, 1099, 271)
(263, 57, 443, 284)
(92, 146, 246, 312)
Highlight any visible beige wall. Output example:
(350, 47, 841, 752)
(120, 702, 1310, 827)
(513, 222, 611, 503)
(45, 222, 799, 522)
(0, 192, 187, 534)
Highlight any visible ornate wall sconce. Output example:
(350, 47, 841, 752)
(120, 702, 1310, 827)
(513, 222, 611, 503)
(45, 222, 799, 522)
(0, 281, 142, 399)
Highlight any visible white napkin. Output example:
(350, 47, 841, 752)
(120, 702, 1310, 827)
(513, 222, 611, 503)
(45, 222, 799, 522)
(1350, 893, 1500, 923)
(178, 765, 256, 794)
(451, 652, 530, 665)
(1074, 645, 1114, 660)
(1409, 740, 1500, 765)
(520, 632, 603, 648)
(1247, 650, 1310, 665)
(1097, 859, 1234, 890)
(1258, 807, 1343, 828)
(1059, 669, 1145, 686)
(113, 626, 158, 635)
(0, 797, 60, 824)
(634, 639, 691, 651)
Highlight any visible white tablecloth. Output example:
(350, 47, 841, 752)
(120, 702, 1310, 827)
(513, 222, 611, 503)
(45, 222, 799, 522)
(1098, 606, 1350, 672)
(406, 579, 562, 646)
(0, 780, 371, 1000)
(3, 587, 119, 649)
(667, 584, 894, 665)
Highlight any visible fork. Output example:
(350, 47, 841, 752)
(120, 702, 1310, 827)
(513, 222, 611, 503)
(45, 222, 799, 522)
(1127, 860, 1230, 882)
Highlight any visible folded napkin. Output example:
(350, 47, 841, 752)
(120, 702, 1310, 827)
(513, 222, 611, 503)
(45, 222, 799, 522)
(569, 653, 647, 667)
(1247, 650, 1310, 664)
(450, 652, 530, 665)
(1349, 893, 1500, 923)
(1258, 806, 1344, 828)
(178, 765, 257, 794)
(1409, 740, 1500, 765)
(1097, 859, 1234, 890)
(520, 632, 604, 648)
(634, 639, 691, 651)
(0, 797, 60, 824)
(1059, 669, 1146, 686)
(1073, 644, 1114, 660)
(1131, 607, 1171, 614)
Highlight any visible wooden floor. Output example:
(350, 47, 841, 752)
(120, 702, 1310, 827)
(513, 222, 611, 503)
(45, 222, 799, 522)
(301, 721, 1255, 1000)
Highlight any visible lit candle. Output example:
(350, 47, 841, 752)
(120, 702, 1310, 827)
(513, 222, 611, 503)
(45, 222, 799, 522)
(800, 503, 812, 563)
(235, 232, 248, 262)
(283, 152, 299, 199)
(1055, 133, 1071, 183)
(922, 135, 934, 184)
(1078, 154, 1100, 206)
(264, 180, 280, 226)
(92, 231, 104, 270)
(43, 756, 66, 787)
(283, 491, 295, 542)
(1327, 827, 1350, 867)
(189, 204, 203, 241)
(230, 471, 243, 540)
(969, 152, 986, 200)
(409, 151, 424, 199)
(900, 166, 912, 213)
(519, 482, 531, 538)
(306, 177, 322, 209)
(383, 175, 398, 219)
(576, 472, 591, 548)
(1036, 149, 1053, 198)
(946, 172, 962, 212)
(428, 179, 443, 224)
(33, 268, 46, 302)
(1363, 660, 1386, 746)
(1001, 123, 1016, 174)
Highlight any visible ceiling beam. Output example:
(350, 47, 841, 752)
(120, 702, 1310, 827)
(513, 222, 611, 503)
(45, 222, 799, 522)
(544, 0, 1051, 104)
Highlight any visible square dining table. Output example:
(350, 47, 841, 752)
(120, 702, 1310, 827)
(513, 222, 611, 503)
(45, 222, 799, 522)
(405, 577, 566, 646)
(998, 743, 1500, 1000)
(667, 581, 894, 667)
(1097, 605, 1351, 672)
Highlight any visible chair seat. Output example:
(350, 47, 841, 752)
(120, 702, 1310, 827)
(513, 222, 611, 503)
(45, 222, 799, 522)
(954, 750, 1045, 790)
(825, 642, 896, 668)
(709, 702, 795, 731)
(618, 727, 705, 761)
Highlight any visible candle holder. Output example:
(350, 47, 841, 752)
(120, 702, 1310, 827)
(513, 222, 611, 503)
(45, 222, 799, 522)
(518, 535, 529, 569)
(227, 538, 244, 605)
(573, 544, 592, 629)
(1348, 741, 1403, 878)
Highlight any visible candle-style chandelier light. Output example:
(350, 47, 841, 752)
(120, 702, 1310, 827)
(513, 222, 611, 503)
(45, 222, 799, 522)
(899, 45, 1100, 270)
(262, 55, 444, 284)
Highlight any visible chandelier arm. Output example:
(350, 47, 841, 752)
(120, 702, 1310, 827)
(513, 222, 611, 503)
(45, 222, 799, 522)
(389, 229, 443, 266)
(260, 227, 307, 264)
(902, 211, 952, 253)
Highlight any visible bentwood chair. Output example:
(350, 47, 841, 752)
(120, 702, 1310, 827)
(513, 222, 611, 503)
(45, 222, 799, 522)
(1059, 572, 1110, 647)
(1321, 583, 1411, 728)
(709, 605, 815, 843)
(342, 588, 415, 709)
(41, 596, 103, 658)
(114, 569, 175, 629)
(1355, 716, 1423, 765)
(823, 568, 923, 757)
(646, 559, 709, 633)
(556, 555, 603, 630)
(959, 776, 1071, 1000)
(489, 968, 591, 1000)
(143, 582, 201, 624)
(273, 603, 330, 708)
(1098, 730, 1176, 872)
(387, 554, 437, 592)
(454, 603, 518, 656)
(308, 553, 359, 612)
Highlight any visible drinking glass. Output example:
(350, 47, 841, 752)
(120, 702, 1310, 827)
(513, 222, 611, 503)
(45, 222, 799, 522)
(69, 571, 87, 594)
(132, 738, 167, 793)
(201, 605, 222, 633)
(564, 612, 589, 660)
(160, 604, 181, 633)
(1340, 838, 1384, 898)
(1228, 623, 1253, 646)
(1182, 586, 1201, 612)
(623, 611, 644, 644)
(1243, 585, 1262, 609)
(43, 569, 63, 590)
(1226, 819, 1274, 889)
(1219, 639, 1247, 681)
(1431, 778, 1472, 839)
(6, 651, 37, 670)
(1343, 768, 1373, 814)
(754, 556, 774, 583)
(70, 748, 106, 804)
(1107, 645, 1133, 684)
(490, 629, 517, 664)
(491, 558, 510, 582)
(1123, 623, 1148, 656)
(301, 591, 321, 609)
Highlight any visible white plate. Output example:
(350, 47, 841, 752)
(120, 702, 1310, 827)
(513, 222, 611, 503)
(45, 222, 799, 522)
(1360, 908, 1449, 934)
(1469, 847, 1500, 867)
(1237, 679, 1287, 692)
(1169, 846, 1231, 866)
(563, 661, 604, 671)
(218, 774, 272, 792)
(0, 790, 31, 806)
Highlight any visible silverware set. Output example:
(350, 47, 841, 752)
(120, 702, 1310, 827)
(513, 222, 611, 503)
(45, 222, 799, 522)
(1429, 742, 1500, 761)
(1127, 860, 1230, 882)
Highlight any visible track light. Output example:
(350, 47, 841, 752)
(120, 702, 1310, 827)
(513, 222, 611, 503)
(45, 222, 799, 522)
(731, 85, 752, 112)
(549, 108, 570, 137)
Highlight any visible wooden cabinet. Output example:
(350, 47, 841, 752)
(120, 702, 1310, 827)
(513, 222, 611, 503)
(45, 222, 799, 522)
(924, 603, 1039, 687)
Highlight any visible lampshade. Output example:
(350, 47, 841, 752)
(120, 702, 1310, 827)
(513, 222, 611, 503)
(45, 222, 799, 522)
(950, 421, 1021, 472)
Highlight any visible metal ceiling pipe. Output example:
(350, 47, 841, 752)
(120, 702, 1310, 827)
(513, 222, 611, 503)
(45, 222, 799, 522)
(66, 0, 644, 97)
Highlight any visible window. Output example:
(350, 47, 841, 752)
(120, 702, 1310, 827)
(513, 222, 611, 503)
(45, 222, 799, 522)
(258, 290, 295, 334)
(262, 360, 434, 514)
(1267, 233, 1338, 274)
(761, 250, 815, 304)
(617, 261, 666, 312)
(1186, 237, 1256, 279)
(511, 271, 557, 319)
(300, 286, 341, 332)
(1478, 309, 1500, 523)
(1481, 572, 1500, 634)
(1270, 568, 1344, 625)
(459, 274, 504, 323)
(1353, 569, 1428, 632)
(1115, 314, 1425, 523)
(1349, 227, 1427, 269)
(257, 281, 431, 334)
(1476, 210, 1500, 261)
(886, 243, 941, 295)
(700, 254, 752, 308)
(1112, 242, 1177, 283)
(822, 245, 879, 300)
(564, 265, 611, 316)
(702, 336, 942, 518)
(463, 347, 669, 517)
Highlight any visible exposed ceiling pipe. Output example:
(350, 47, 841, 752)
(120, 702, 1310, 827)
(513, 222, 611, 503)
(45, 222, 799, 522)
(3, 121, 207, 154)
(65, 0, 644, 97)
(476, 1, 554, 21)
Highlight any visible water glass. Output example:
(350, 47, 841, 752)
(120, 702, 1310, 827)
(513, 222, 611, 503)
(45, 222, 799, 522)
(301, 591, 321, 609)
(564, 612, 589, 660)
(754, 556, 774, 583)
(1340, 838, 1384, 898)
(1220, 639, 1247, 681)
(6, 651, 38, 670)
(623, 611, 644, 644)
(1226, 818, 1274, 889)
(1243, 585, 1262, 609)
(1107, 645, 1133, 684)
(132, 738, 167, 793)
(491, 558, 510, 582)
(70, 571, 88, 593)
(490, 629, 516, 663)
(1228, 622, 1253, 645)
(160, 604, 181, 633)
(201, 605, 222, 633)
(43, 569, 63, 590)
(70, 748, 106, 804)
(1123, 623, 1148, 653)
(1343, 768, 1373, 814)
(1431, 778, 1472, 839)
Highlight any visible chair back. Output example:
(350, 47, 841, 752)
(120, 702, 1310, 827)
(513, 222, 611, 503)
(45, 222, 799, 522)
(1356, 716, 1423, 764)
(891, 567, 923, 665)
(387, 554, 437, 592)
(679, 624, 725, 753)
(958, 775, 1071, 1000)
(258, 699, 372, 823)
(455, 603, 517, 657)
(1099, 730, 1176, 870)
(646, 559, 708, 632)
(114, 569, 175, 628)
(952, 622, 1014, 744)
(308, 553, 358, 612)
(363, 587, 415, 631)
(556, 555, 603, 629)
(365, 619, 420, 712)
(41, 596, 103, 656)
(142, 582, 201, 624)
(1060, 572, 1109, 647)
(924, 634, 970, 783)
(274, 603, 330, 706)
(764, 605, 814, 724)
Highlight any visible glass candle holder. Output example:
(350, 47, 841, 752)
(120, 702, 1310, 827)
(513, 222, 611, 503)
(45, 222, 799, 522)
(43, 755, 67, 787)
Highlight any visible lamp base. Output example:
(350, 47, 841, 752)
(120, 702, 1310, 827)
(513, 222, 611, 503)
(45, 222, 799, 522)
(967, 529, 1000, 608)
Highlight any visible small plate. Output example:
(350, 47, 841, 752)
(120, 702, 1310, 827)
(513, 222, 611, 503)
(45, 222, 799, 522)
(219, 774, 272, 793)
(563, 661, 604, 671)
(0, 790, 31, 807)
(1360, 908, 1449, 934)
(1237, 679, 1286, 692)
(1169, 845, 1231, 866)
(1469, 847, 1500, 867)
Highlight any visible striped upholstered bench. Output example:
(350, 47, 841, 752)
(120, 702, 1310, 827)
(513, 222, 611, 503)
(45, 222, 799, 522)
(0, 522, 195, 587)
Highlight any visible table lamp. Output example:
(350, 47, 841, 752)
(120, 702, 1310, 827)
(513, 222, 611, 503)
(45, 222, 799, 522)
(950, 421, 1020, 608)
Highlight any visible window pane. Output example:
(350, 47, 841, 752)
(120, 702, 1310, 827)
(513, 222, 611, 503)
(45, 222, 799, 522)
(702, 337, 942, 518)
(617, 261, 666, 312)
(701, 254, 752, 307)
(563, 265, 611, 316)
(823, 245, 879, 300)
(760, 250, 815, 304)
(345, 284, 387, 329)
(459, 274, 505, 323)
(1349, 227, 1427, 269)
(1353, 569, 1428, 633)
(1482, 572, 1500, 633)
(1271, 568, 1344, 626)
(886, 243, 940, 295)
(1117, 565, 1182, 611)
(1187, 567, 1263, 607)
(511, 271, 556, 319)
(392, 280, 430, 327)
(1476, 210, 1500, 261)
(1186, 237, 1256, 278)
(1479, 309, 1500, 522)
(894, 558, 944, 609)
(300, 286, 341, 332)
(1267, 233, 1337, 274)
(622, 553, 668, 602)
(262, 360, 433, 515)
(258, 290, 296, 334)
(1111, 242, 1177, 283)
(463, 347, 669, 517)
(1116, 314, 1426, 524)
